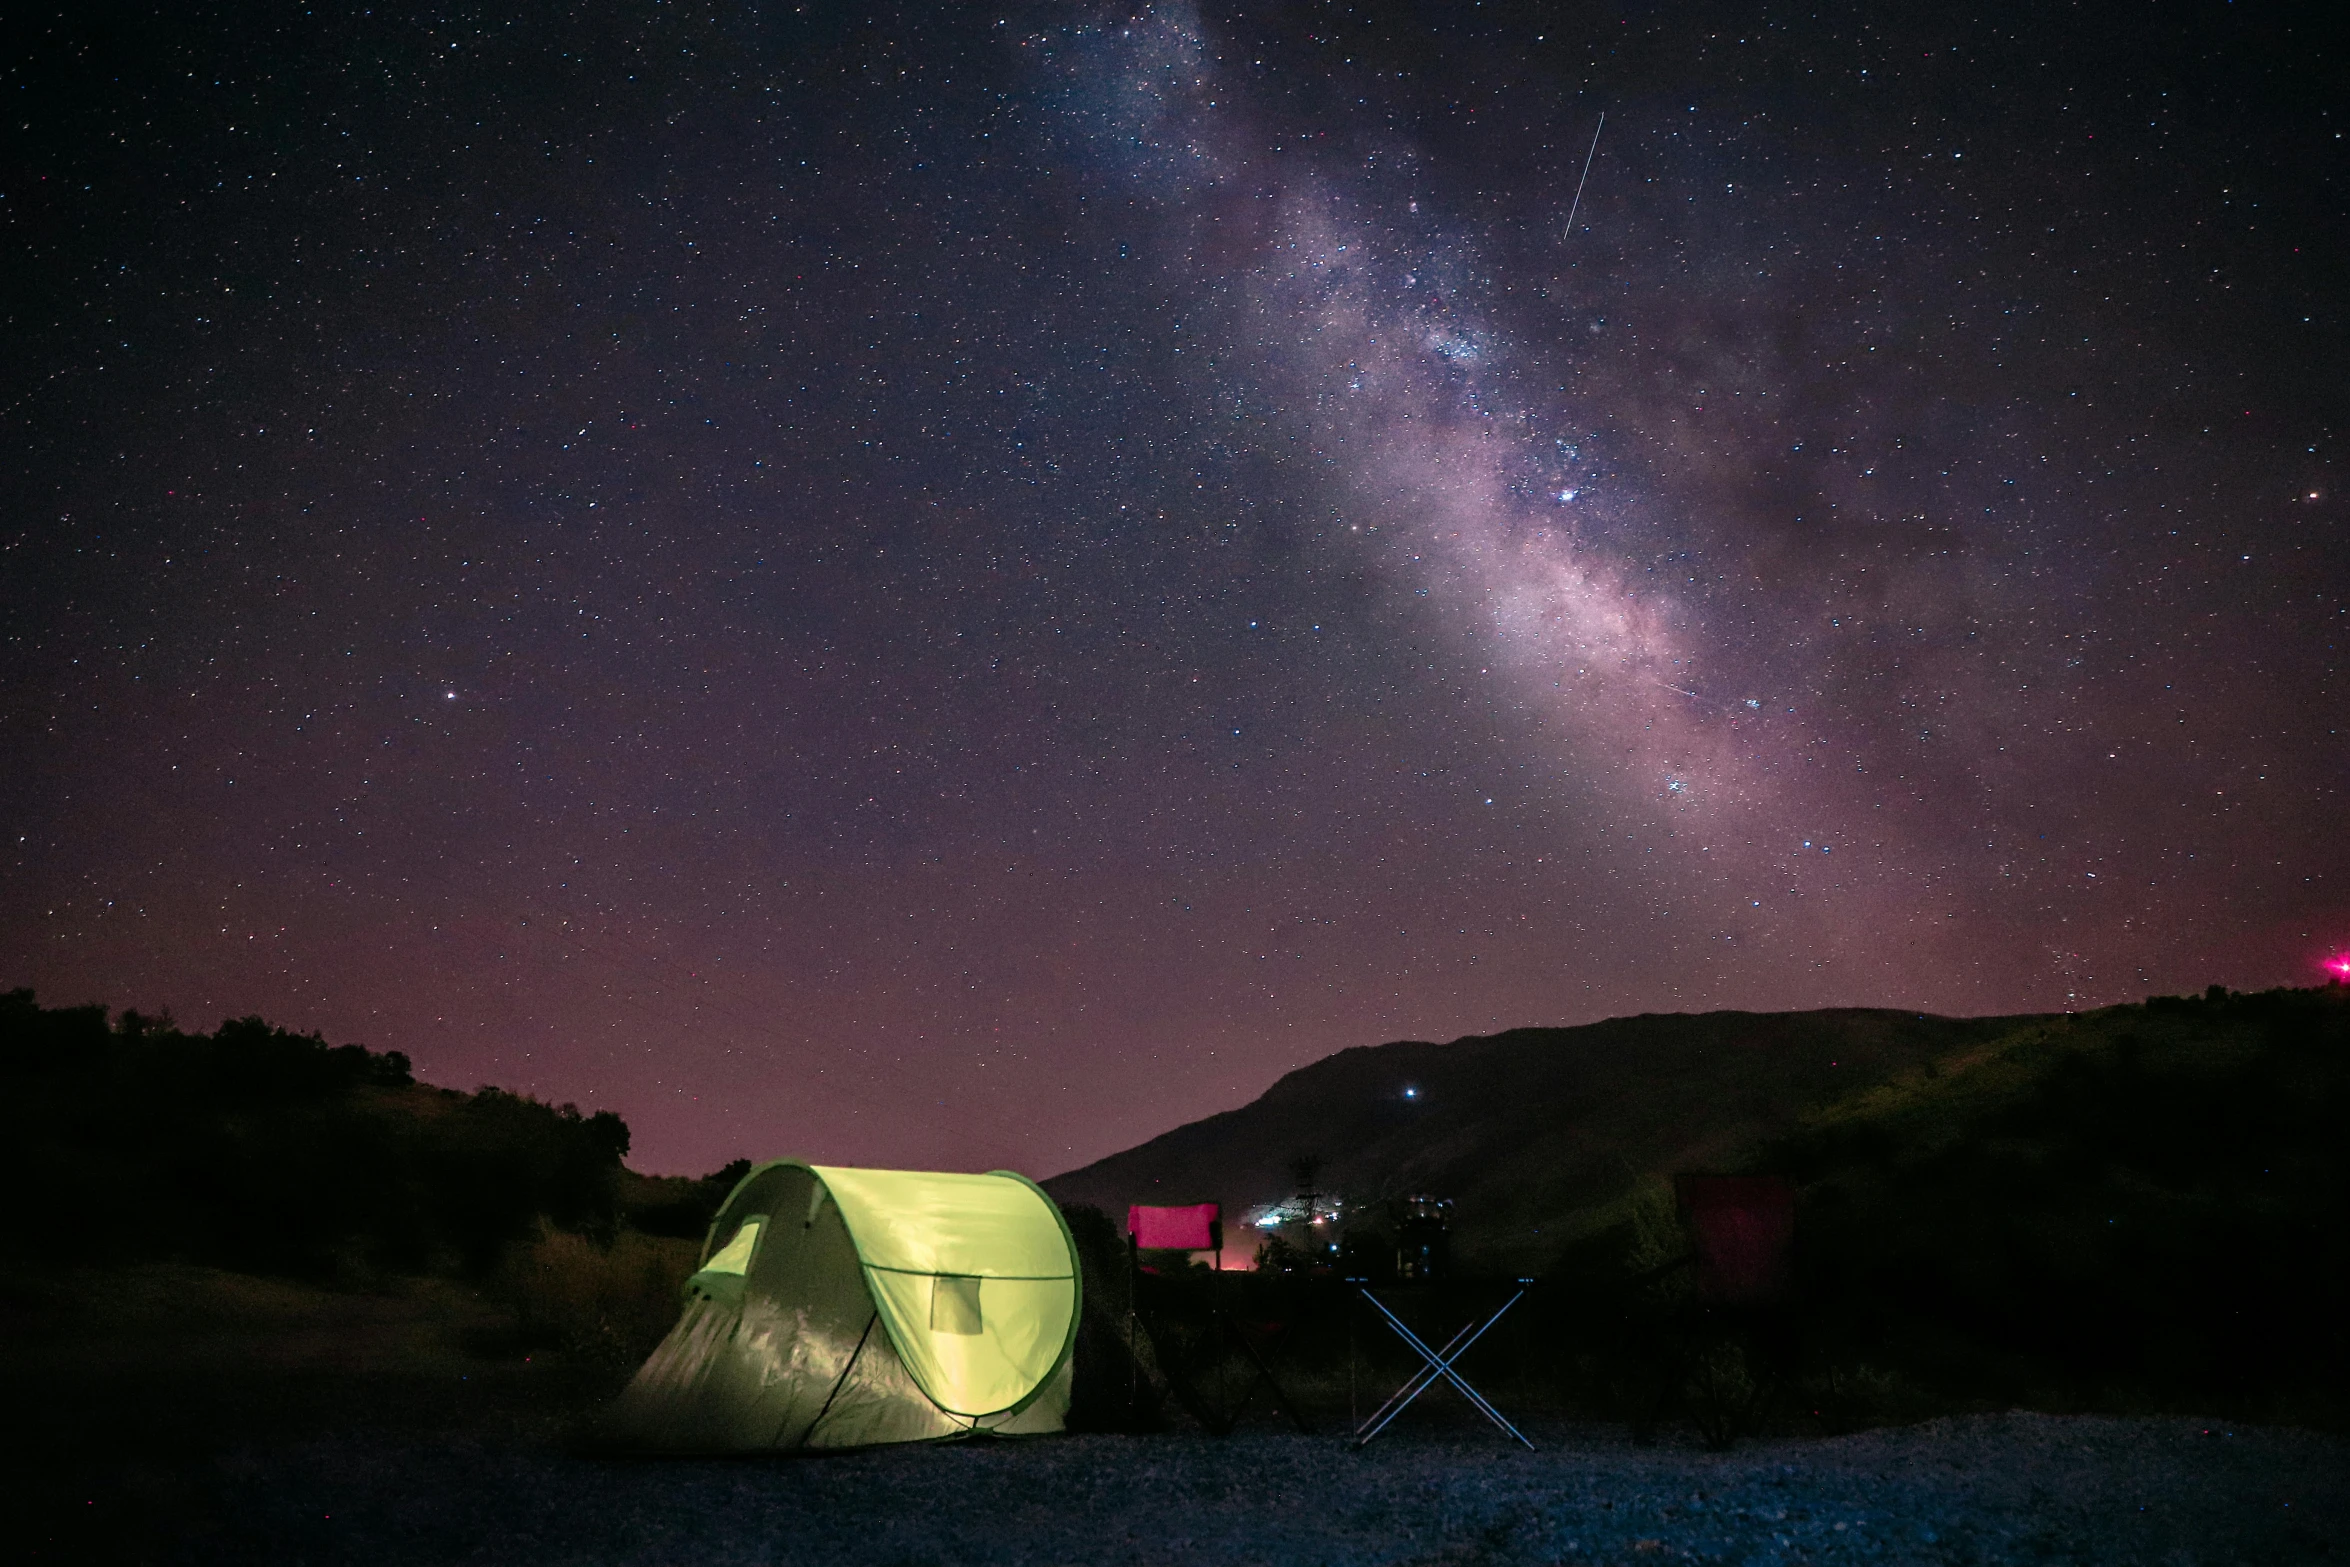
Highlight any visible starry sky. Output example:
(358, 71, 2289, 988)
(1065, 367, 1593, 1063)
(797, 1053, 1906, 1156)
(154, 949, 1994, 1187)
(6, 2, 2343, 1177)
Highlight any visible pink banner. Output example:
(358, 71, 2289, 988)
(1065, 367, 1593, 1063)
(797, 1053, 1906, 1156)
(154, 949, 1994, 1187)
(1127, 1202, 1220, 1251)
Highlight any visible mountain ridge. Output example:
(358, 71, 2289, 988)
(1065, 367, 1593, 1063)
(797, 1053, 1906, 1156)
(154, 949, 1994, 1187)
(1044, 1005, 2050, 1270)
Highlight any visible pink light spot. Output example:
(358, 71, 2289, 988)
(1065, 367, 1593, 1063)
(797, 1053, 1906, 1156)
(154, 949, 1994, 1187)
(2325, 953, 2350, 982)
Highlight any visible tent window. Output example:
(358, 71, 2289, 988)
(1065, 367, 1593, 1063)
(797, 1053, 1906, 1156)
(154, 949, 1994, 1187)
(703, 1216, 764, 1278)
(929, 1274, 982, 1335)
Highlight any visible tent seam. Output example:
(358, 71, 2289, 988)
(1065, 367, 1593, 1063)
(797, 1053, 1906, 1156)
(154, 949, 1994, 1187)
(984, 1168, 1085, 1427)
(793, 1309, 879, 1447)
(860, 1264, 1074, 1281)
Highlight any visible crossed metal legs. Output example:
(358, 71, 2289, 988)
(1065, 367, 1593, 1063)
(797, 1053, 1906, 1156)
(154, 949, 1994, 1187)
(1351, 1284, 1534, 1450)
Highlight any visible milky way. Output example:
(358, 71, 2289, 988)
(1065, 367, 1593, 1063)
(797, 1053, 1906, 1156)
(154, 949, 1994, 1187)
(5, 2, 2341, 1174)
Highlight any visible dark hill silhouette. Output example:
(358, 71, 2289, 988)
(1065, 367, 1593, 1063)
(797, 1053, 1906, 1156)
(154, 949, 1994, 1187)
(0, 988, 741, 1278)
(1748, 983, 2350, 1413)
(1045, 1006, 2044, 1271)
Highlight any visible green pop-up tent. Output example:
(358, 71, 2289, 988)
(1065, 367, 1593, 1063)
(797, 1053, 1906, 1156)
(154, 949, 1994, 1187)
(600, 1161, 1080, 1452)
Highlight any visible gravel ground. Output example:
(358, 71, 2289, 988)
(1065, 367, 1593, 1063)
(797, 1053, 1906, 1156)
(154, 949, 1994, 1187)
(175, 1412, 2346, 1566)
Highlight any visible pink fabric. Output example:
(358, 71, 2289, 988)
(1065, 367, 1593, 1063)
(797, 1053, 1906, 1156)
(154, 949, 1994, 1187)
(1127, 1202, 1220, 1251)
(1674, 1175, 1795, 1303)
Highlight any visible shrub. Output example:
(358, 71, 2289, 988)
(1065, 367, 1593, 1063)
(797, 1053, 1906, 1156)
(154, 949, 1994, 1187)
(491, 1224, 700, 1365)
(624, 1158, 752, 1240)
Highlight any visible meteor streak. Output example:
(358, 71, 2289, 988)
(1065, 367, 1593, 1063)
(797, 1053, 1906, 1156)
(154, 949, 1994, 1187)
(1563, 111, 1605, 239)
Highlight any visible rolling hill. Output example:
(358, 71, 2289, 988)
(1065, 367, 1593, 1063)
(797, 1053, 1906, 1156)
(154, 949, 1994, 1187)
(1044, 1005, 2046, 1271)
(1747, 984, 2350, 1410)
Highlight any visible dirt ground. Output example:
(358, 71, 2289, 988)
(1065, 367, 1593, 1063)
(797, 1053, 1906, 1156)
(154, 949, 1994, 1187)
(138, 1411, 2350, 1565)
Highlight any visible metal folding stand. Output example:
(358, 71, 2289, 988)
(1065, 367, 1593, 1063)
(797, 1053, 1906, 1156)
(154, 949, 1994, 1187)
(1351, 1280, 1535, 1450)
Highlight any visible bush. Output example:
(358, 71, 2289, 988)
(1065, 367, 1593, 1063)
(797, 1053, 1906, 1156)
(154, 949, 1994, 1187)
(490, 1224, 700, 1365)
(624, 1158, 752, 1240)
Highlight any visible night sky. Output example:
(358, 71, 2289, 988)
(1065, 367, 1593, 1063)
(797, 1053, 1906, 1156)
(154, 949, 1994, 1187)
(6, 2, 2342, 1177)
